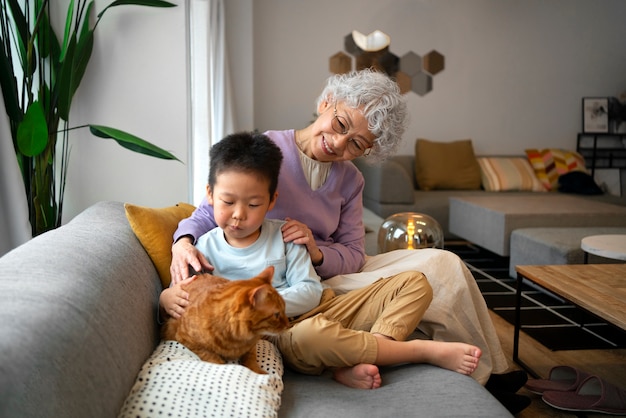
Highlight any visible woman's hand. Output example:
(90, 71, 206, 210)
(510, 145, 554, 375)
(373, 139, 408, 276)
(282, 217, 324, 266)
(159, 276, 197, 319)
(170, 236, 213, 285)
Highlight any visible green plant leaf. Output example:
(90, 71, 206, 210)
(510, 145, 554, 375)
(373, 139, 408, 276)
(0, 35, 22, 126)
(6, 0, 30, 75)
(36, 3, 56, 59)
(71, 4, 95, 97)
(56, 33, 77, 121)
(59, 0, 75, 62)
(6, 0, 28, 47)
(97, 0, 176, 19)
(17, 101, 49, 157)
(89, 125, 181, 162)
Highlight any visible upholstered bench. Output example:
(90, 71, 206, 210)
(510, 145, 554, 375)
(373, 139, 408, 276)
(450, 195, 626, 257)
(508, 227, 626, 277)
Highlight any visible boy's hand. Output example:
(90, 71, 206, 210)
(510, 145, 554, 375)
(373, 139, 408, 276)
(159, 276, 197, 319)
(170, 237, 213, 285)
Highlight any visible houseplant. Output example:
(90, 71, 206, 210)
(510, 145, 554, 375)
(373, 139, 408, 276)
(0, 0, 179, 237)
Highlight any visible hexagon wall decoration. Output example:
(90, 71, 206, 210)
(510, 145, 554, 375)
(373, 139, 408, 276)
(329, 51, 352, 75)
(423, 50, 445, 75)
(329, 31, 445, 96)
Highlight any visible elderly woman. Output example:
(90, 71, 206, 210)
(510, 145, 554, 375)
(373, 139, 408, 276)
(170, 69, 516, 391)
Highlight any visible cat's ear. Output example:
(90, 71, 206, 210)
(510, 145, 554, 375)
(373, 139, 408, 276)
(249, 266, 275, 306)
(258, 266, 274, 285)
(250, 284, 271, 307)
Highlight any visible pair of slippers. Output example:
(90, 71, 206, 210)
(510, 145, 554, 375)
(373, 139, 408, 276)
(525, 365, 626, 415)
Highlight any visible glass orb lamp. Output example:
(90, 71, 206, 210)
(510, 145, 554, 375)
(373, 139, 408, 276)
(377, 212, 444, 253)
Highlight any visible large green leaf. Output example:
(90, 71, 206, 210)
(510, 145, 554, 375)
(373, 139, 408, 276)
(56, 33, 77, 121)
(97, 0, 176, 19)
(59, 0, 75, 63)
(89, 125, 181, 162)
(36, 2, 55, 59)
(6, 0, 30, 75)
(0, 35, 21, 126)
(6, 0, 28, 47)
(70, 3, 95, 99)
(17, 101, 49, 157)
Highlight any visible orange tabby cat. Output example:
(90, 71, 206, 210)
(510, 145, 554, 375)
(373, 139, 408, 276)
(162, 266, 289, 374)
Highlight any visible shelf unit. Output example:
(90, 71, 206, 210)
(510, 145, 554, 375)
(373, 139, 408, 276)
(576, 133, 626, 176)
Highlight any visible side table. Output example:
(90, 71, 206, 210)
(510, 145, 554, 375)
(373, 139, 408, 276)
(581, 234, 626, 263)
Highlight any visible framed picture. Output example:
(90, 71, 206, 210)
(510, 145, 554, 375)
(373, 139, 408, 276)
(582, 97, 609, 133)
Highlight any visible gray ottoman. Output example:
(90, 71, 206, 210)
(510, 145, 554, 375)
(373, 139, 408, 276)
(509, 227, 626, 277)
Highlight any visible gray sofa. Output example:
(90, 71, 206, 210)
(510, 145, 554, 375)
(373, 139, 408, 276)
(354, 155, 538, 239)
(355, 155, 626, 277)
(354, 155, 626, 240)
(0, 201, 511, 417)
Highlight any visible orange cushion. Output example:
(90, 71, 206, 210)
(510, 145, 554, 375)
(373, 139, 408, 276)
(525, 149, 587, 191)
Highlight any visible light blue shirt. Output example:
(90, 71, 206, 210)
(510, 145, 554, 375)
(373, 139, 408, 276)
(195, 219, 323, 317)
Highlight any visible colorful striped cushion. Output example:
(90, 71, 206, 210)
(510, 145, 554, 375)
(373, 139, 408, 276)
(477, 157, 546, 192)
(525, 149, 588, 191)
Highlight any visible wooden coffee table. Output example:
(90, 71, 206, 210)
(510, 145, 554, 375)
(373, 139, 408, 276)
(513, 264, 626, 376)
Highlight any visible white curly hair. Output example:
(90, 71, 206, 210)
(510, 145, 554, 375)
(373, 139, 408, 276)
(316, 69, 408, 161)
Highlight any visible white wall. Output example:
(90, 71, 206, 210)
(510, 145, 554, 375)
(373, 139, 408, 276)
(230, 0, 626, 156)
(62, 0, 189, 222)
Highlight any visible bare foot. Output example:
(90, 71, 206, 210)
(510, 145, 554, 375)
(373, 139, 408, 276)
(422, 340, 482, 375)
(333, 364, 382, 389)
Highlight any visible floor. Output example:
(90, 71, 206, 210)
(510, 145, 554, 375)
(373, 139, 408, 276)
(491, 310, 626, 417)
(458, 239, 626, 417)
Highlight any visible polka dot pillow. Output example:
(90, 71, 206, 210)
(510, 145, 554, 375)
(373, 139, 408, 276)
(118, 340, 284, 418)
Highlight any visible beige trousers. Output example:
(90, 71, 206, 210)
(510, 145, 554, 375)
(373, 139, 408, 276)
(276, 270, 432, 375)
(323, 248, 510, 385)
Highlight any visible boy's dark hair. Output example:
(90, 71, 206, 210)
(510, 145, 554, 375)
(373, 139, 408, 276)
(208, 132, 283, 197)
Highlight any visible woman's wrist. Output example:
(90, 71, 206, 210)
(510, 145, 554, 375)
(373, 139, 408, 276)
(312, 248, 324, 266)
(174, 234, 194, 246)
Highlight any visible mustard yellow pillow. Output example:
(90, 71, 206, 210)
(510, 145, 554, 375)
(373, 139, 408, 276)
(125, 202, 196, 288)
(415, 138, 481, 190)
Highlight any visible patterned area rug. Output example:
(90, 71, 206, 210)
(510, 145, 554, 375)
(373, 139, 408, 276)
(446, 242, 626, 351)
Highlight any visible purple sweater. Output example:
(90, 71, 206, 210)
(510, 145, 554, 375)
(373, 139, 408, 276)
(174, 129, 366, 279)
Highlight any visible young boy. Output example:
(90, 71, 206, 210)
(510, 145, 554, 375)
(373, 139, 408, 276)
(161, 132, 481, 390)
(160, 132, 324, 319)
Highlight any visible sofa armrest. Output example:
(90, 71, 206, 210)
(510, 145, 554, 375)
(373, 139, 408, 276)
(0, 201, 162, 418)
(354, 156, 415, 204)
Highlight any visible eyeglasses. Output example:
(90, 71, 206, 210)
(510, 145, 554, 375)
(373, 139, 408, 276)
(331, 103, 373, 157)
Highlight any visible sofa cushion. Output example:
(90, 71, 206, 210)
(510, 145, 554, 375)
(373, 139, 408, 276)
(477, 157, 546, 192)
(414, 139, 481, 191)
(280, 364, 512, 417)
(525, 148, 588, 191)
(125, 202, 196, 287)
(119, 339, 284, 418)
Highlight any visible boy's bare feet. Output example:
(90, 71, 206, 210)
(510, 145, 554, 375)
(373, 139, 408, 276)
(372, 333, 481, 376)
(333, 364, 382, 389)
(421, 340, 481, 375)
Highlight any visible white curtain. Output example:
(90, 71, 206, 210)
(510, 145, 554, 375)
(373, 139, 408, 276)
(0, 98, 31, 256)
(189, 0, 235, 205)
